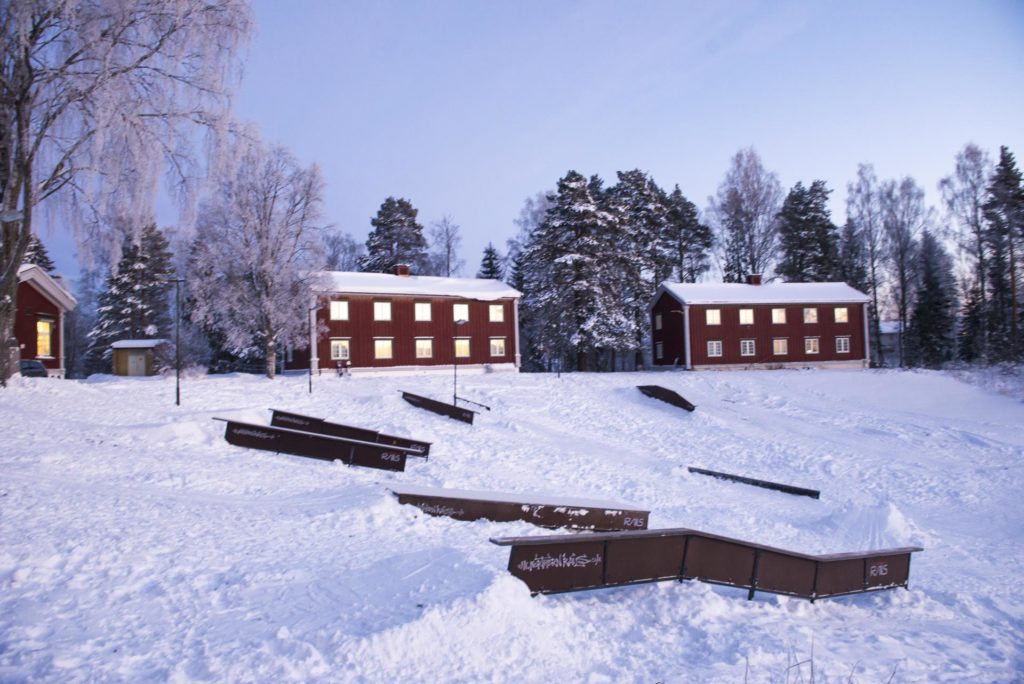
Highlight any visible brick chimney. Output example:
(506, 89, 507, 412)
(746, 274, 762, 285)
(394, 264, 411, 277)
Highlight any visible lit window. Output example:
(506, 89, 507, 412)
(706, 309, 721, 325)
(36, 319, 53, 357)
(739, 309, 754, 325)
(834, 307, 849, 323)
(374, 301, 391, 321)
(453, 303, 470, 322)
(654, 313, 663, 331)
(707, 340, 723, 357)
(329, 301, 348, 321)
(454, 338, 471, 358)
(773, 338, 788, 355)
(772, 308, 786, 324)
(490, 337, 506, 356)
(805, 337, 820, 354)
(836, 336, 851, 354)
(489, 304, 504, 322)
(414, 302, 431, 321)
(374, 339, 393, 359)
(415, 338, 433, 358)
(330, 339, 350, 360)
(804, 307, 817, 323)
(655, 341, 664, 360)
(740, 339, 755, 356)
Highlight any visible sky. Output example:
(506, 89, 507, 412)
(46, 0, 1024, 278)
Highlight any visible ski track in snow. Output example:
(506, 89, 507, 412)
(1, 369, 1023, 682)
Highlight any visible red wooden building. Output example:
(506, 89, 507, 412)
(289, 267, 522, 374)
(650, 277, 870, 370)
(15, 264, 77, 378)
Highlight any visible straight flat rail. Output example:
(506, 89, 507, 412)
(637, 385, 696, 412)
(214, 418, 415, 472)
(391, 484, 649, 531)
(688, 466, 820, 499)
(401, 391, 476, 424)
(270, 409, 431, 457)
(490, 527, 922, 601)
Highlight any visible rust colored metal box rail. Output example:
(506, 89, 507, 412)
(215, 418, 417, 472)
(490, 527, 921, 601)
(391, 484, 650, 531)
(270, 409, 431, 457)
(637, 385, 697, 412)
(401, 391, 476, 424)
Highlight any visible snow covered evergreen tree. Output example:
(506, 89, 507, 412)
(982, 146, 1024, 361)
(664, 185, 712, 282)
(957, 285, 986, 362)
(22, 235, 56, 273)
(87, 224, 174, 371)
(359, 197, 429, 274)
(477, 243, 504, 280)
(836, 219, 869, 293)
(905, 231, 957, 367)
(776, 180, 839, 282)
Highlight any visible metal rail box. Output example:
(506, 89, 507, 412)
(270, 409, 431, 456)
(401, 391, 476, 424)
(637, 385, 697, 412)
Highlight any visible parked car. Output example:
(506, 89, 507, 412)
(19, 359, 48, 377)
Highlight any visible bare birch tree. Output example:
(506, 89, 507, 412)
(427, 214, 464, 277)
(188, 135, 325, 379)
(0, 0, 251, 383)
(846, 163, 887, 366)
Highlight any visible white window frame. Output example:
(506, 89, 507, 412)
(414, 302, 432, 322)
(740, 338, 755, 357)
(705, 309, 721, 326)
(489, 304, 504, 323)
(834, 306, 849, 323)
(489, 337, 506, 357)
(803, 307, 818, 324)
(836, 336, 851, 354)
(654, 313, 663, 331)
(739, 308, 754, 325)
(454, 337, 471, 358)
(453, 303, 470, 322)
(805, 337, 820, 354)
(374, 301, 392, 322)
(329, 300, 349, 321)
(773, 338, 788, 355)
(772, 308, 786, 324)
(36, 318, 54, 358)
(415, 337, 433, 359)
(655, 341, 664, 360)
(374, 338, 393, 359)
(707, 340, 723, 357)
(330, 338, 350, 361)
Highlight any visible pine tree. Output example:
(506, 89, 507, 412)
(477, 243, 504, 280)
(22, 235, 57, 273)
(905, 231, 957, 367)
(957, 284, 985, 362)
(664, 185, 712, 282)
(776, 180, 839, 282)
(982, 146, 1024, 361)
(87, 224, 175, 370)
(836, 219, 869, 292)
(359, 197, 429, 274)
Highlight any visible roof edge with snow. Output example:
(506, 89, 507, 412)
(653, 281, 870, 307)
(317, 271, 521, 301)
(17, 263, 77, 311)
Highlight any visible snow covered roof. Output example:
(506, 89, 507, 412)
(17, 263, 77, 312)
(319, 271, 520, 301)
(111, 339, 167, 349)
(658, 281, 869, 306)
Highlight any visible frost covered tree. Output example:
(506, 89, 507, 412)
(359, 197, 428, 274)
(982, 146, 1024, 361)
(847, 164, 887, 366)
(664, 185, 712, 282)
(707, 148, 783, 282)
(477, 243, 503, 280)
(87, 224, 174, 371)
(322, 231, 364, 271)
(21, 235, 56, 273)
(427, 215, 464, 277)
(188, 137, 324, 379)
(0, 0, 251, 384)
(776, 180, 839, 283)
(906, 231, 957, 368)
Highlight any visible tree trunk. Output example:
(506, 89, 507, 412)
(265, 337, 276, 379)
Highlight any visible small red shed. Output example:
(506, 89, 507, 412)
(650, 277, 870, 370)
(287, 267, 522, 374)
(16, 264, 77, 378)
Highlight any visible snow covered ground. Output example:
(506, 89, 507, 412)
(1, 367, 1022, 682)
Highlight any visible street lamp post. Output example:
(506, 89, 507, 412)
(164, 278, 185, 406)
(453, 318, 467, 405)
(308, 304, 320, 394)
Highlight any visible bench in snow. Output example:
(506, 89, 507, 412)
(637, 385, 696, 412)
(269, 409, 431, 457)
(391, 484, 649, 531)
(215, 418, 420, 472)
(401, 391, 476, 424)
(491, 527, 922, 601)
